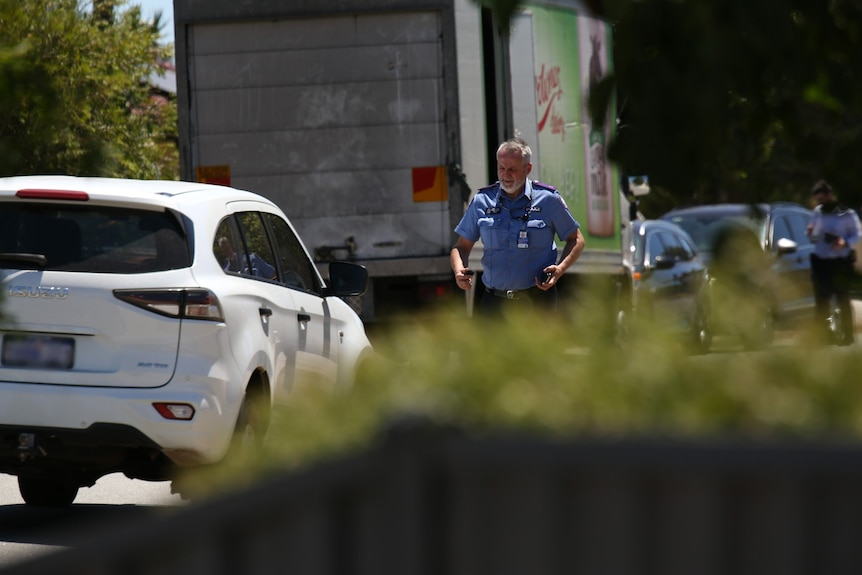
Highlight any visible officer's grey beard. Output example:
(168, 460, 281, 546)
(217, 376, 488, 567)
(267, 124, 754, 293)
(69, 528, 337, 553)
(500, 179, 526, 195)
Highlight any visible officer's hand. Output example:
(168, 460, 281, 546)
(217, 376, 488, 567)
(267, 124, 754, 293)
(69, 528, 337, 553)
(455, 269, 473, 291)
(536, 268, 556, 290)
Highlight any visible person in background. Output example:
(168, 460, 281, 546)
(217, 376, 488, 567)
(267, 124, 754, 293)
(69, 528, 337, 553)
(450, 138, 585, 316)
(806, 179, 862, 345)
(218, 235, 276, 279)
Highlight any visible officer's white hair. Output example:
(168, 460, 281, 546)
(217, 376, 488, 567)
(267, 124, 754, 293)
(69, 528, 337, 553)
(497, 139, 532, 165)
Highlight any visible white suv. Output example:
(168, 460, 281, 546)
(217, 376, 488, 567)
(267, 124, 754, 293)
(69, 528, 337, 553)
(0, 175, 373, 506)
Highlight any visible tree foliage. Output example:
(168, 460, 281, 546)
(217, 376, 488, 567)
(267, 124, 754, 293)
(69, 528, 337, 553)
(0, 0, 177, 179)
(598, 0, 862, 215)
(476, 0, 862, 215)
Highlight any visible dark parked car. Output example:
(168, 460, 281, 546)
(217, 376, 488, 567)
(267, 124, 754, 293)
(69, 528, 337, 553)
(661, 202, 815, 348)
(616, 219, 712, 354)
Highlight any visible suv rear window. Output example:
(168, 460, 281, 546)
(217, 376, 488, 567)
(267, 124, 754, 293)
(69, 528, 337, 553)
(0, 204, 190, 273)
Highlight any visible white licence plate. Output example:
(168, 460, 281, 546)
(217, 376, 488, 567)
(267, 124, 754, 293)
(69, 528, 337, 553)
(2, 335, 75, 369)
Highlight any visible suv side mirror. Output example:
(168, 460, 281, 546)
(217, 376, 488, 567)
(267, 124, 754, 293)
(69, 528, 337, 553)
(775, 237, 798, 255)
(325, 261, 369, 296)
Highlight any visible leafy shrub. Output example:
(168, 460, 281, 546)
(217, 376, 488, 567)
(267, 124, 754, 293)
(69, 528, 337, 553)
(177, 290, 862, 499)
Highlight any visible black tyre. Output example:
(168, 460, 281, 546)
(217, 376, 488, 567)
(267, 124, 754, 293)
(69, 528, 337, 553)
(172, 389, 270, 501)
(739, 305, 774, 351)
(18, 475, 79, 507)
(229, 390, 269, 458)
(688, 305, 712, 355)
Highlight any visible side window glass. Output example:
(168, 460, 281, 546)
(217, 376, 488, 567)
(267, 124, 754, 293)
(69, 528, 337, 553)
(632, 233, 644, 267)
(772, 216, 792, 249)
(676, 233, 696, 260)
(659, 232, 684, 260)
(646, 232, 664, 267)
(262, 212, 318, 292)
(787, 214, 813, 244)
(234, 212, 277, 280)
(214, 217, 246, 275)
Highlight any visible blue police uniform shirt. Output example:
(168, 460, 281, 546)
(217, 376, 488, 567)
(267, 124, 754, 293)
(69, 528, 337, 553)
(225, 252, 276, 278)
(810, 203, 862, 259)
(454, 179, 580, 291)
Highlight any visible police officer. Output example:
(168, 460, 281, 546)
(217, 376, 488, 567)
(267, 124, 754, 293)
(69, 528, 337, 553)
(450, 138, 585, 315)
(807, 179, 862, 345)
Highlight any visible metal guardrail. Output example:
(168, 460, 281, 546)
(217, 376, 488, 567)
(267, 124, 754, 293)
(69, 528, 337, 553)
(5, 422, 862, 575)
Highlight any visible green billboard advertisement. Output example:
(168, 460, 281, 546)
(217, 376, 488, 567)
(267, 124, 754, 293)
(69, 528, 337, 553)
(510, 4, 620, 250)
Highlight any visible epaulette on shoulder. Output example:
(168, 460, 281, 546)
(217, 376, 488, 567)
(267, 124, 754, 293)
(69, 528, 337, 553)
(532, 181, 558, 192)
(477, 183, 498, 195)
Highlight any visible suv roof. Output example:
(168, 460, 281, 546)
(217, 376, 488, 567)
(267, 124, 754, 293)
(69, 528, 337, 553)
(0, 175, 269, 206)
(0, 176, 289, 275)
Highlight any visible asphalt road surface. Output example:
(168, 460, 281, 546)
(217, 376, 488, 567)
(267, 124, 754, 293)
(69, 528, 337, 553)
(0, 473, 184, 569)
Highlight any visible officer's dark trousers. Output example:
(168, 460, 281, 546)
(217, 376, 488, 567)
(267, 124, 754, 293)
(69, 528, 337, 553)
(811, 254, 855, 344)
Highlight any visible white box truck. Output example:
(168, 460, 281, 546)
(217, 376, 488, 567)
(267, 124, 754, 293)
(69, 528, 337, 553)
(173, 0, 637, 322)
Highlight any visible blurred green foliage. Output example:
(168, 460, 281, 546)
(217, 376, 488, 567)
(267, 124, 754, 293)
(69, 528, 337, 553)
(0, 0, 177, 179)
(599, 0, 862, 215)
(178, 284, 862, 500)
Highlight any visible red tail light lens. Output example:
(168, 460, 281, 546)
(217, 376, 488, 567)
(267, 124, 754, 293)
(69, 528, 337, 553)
(113, 289, 224, 320)
(153, 403, 196, 420)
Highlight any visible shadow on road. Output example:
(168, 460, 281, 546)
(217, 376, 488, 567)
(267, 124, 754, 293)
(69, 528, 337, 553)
(0, 503, 177, 547)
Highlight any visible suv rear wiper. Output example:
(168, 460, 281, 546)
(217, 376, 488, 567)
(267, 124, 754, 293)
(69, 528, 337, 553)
(0, 253, 48, 268)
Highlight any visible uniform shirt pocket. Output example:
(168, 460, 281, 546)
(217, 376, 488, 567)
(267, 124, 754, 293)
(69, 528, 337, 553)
(478, 216, 507, 249)
(526, 219, 554, 245)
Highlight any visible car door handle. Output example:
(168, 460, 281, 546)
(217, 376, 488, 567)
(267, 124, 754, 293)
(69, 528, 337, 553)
(259, 307, 273, 317)
(297, 313, 311, 323)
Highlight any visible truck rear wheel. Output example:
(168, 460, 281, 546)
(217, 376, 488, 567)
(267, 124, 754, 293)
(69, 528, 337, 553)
(18, 475, 79, 507)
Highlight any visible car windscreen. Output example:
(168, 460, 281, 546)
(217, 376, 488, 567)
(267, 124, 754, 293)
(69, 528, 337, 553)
(0, 203, 190, 273)
(665, 213, 766, 253)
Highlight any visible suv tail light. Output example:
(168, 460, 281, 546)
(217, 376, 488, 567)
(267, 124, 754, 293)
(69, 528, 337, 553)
(113, 289, 224, 320)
